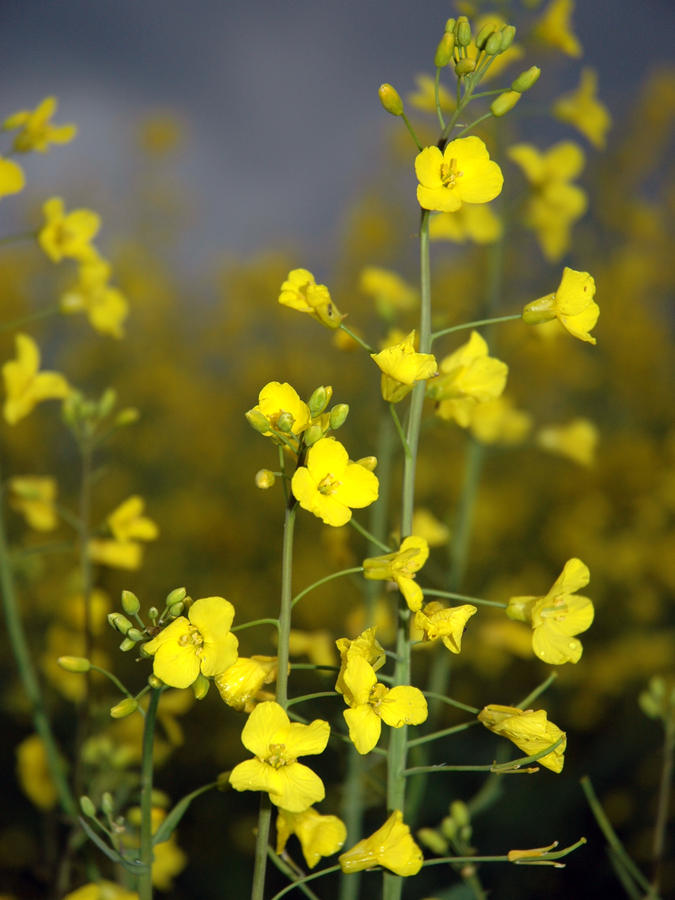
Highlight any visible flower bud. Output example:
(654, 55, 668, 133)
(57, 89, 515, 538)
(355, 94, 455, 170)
(378, 83, 404, 116)
(490, 90, 521, 117)
(126, 627, 145, 642)
(121, 589, 140, 616)
(450, 800, 470, 827)
(119, 637, 136, 652)
(444, 18, 456, 33)
(276, 411, 295, 433)
(355, 456, 378, 471)
(500, 25, 516, 51)
(168, 601, 185, 618)
(455, 17, 472, 47)
(434, 32, 454, 67)
(101, 792, 115, 816)
(114, 407, 140, 427)
(454, 58, 476, 77)
(485, 31, 503, 56)
(417, 827, 449, 855)
(245, 408, 271, 434)
(440, 815, 458, 840)
(475, 23, 495, 50)
(108, 612, 133, 635)
(166, 586, 187, 606)
(307, 385, 332, 417)
(511, 66, 541, 93)
(80, 795, 97, 817)
(110, 698, 138, 719)
(148, 674, 163, 689)
(98, 388, 117, 419)
(57, 656, 91, 673)
(193, 673, 210, 700)
(255, 469, 276, 490)
(329, 403, 349, 430)
(148, 606, 159, 622)
(303, 424, 323, 447)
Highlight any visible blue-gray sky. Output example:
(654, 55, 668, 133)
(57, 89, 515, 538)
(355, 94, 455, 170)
(1, 0, 673, 273)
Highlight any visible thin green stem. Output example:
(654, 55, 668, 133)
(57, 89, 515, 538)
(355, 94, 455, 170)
(389, 403, 411, 460)
(232, 617, 280, 633)
(0, 303, 61, 333)
(291, 567, 364, 609)
(454, 111, 494, 139)
(338, 323, 373, 352)
(137, 688, 161, 900)
(652, 717, 674, 894)
(422, 692, 479, 715)
(252, 796, 273, 900)
(422, 588, 506, 609)
(400, 113, 423, 151)
(434, 68, 446, 130)
(74, 440, 94, 800)
(517, 673, 558, 709)
(348, 518, 392, 553)
(89, 664, 140, 706)
(269, 864, 341, 900)
(286, 691, 337, 708)
(267, 849, 323, 900)
(407, 719, 478, 748)
(430, 313, 521, 345)
(0, 230, 36, 247)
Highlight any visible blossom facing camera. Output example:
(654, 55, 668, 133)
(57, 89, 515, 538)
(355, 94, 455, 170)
(415, 136, 503, 213)
(478, 704, 566, 773)
(3, 96, 77, 153)
(38, 197, 100, 263)
(251, 381, 311, 438)
(339, 810, 423, 876)
(414, 601, 478, 653)
(523, 267, 598, 344)
(278, 268, 345, 328)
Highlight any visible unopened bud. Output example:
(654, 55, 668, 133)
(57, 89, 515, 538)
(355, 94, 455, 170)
(500, 25, 516, 51)
(456, 17, 472, 47)
(126, 627, 145, 642)
(444, 18, 456, 33)
(255, 469, 276, 490)
(168, 601, 184, 618)
(355, 456, 377, 472)
(245, 408, 270, 434)
(417, 827, 449, 855)
(148, 674, 163, 689)
(308, 385, 332, 417)
(98, 388, 117, 419)
(490, 90, 521, 117)
(58, 656, 91, 673)
(114, 407, 140, 427)
(329, 403, 349, 430)
(166, 587, 187, 606)
(511, 66, 541, 93)
(121, 590, 140, 616)
(434, 32, 454, 67)
(148, 606, 159, 623)
(193, 673, 210, 700)
(276, 411, 295, 433)
(475, 24, 495, 50)
(108, 612, 133, 635)
(485, 31, 504, 56)
(101, 792, 114, 816)
(119, 637, 136, 652)
(450, 800, 470, 827)
(440, 815, 458, 840)
(378, 83, 404, 116)
(80, 795, 97, 817)
(110, 698, 138, 719)
(454, 58, 476, 77)
(303, 424, 323, 447)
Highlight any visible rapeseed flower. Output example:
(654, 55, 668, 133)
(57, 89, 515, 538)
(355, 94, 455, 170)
(229, 701, 330, 812)
(3, 96, 77, 153)
(143, 596, 238, 689)
(370, 331, 437, 402)
(108, 495, 159, 542)
(413, 601, 477, 653)
(278, 268, 345, 329)
(0, 156, 25, 198)
(215, 655, 279, 712)
(537, 418, 598, 466)
(533, 0, 582, 57)
(291, 437, 379, 527)
(478, 704, 566, 772)
(2, 332, 69, 425)
(63, 883, 137, 900)
(415, 137, 503, 213)
(506, 558, 594, 665)
(16, 734, 57, 810)
(339, 810, 423, 876)
(9, 476, 58, 531)
(553, 68, 611, 148)
(522, 267, 598, 344)
(61, 256, 128, 338)
(276, 808, 347, 868)
(250, 381, 311, 437)
(359, 266, 418, 318)
(411, 508, 450, 546)
(363, 535, 429, 612)
(38, 197, 100, 263)
(468, 396, 532, 445)
(335, 626, 385, 697)
(429, 204, 502, 244)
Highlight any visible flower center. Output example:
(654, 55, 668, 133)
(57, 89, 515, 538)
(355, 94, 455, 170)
(317, 473, 340, 495)
(540, 596, 568, 622)
(369, 683, 388, 712)
(440, 157, 462, 189)
(266, 742, 292, 768)
(178, 625, 204, 654)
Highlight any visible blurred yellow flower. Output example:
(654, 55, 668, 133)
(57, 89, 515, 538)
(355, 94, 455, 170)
(15, 734, 57, 810)
(429, 204, 502, 244)
(427, 331, 508, 426)
(251, 381, 311, 437)
(411, 508, 450, 546)
(468, 396, 532, 445)
(3, 96, 77, 153)
(288, 629, 336, 668)
(371, 330, 437, 403)
(413, 601, 477, 653)
(215, 655, 278, 712)
(359, 266, 418, 318)
(276, 807, 347, 869)
(144, 596, 238, 689)
(553, 68, 611, 148)
(407, 73, 455, 114)
(415, 137, 503, 212)
(278, 268, 345, 328)
(478, 704, 566, 772)
(63, 883, 137, 900)
(339, 809, 423, 876)
(38, 197, 100, 263)
(88, 539, 143, 570)
(0, 156, 25, 198)
(507, 558, 594, 665)
(229, 701, 330, 812)
(363, 535, 429, 612)
(9, 476, 57, 531)
(533, 0, 582, 57)
(523, 267, 598, 344)
(2, 332, 70, 425)
(537, 418, 598, 466)
(291, 437, 379, 527)
(108, 495, 159, 542)
(61, 256, 128, 338)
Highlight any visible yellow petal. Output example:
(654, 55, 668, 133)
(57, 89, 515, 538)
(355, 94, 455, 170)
(380, 686, 428, 727)
(344, 704, 382, 754)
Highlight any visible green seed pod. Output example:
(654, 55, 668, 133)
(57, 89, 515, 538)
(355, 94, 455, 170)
(484, 31, 503, 56)
(329, 403, 349, 430)
(500, 25, 516, 51)
(511, 66, 541, 93)
(307, 385, 331, 417)
(121, 589, 140, 616)
(378, 83, 404, 116)
(166, 586, 187, 606)
(475, 23, 495, 50)
(454, 58, 476, 77)
(57, 656, 91, 673)
(434, 32, 454, 67)
(245, 407, 270, 434)
(490, 90, 521, 117)
(303, 424, 323, 447)
(80, 795, 97, 817)
(110, 698, 138, 719)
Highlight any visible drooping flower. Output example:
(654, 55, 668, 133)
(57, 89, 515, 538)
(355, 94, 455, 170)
(537, 418, 598, 466)
(0, 156, 25, 198)
(215, 655, 279, 712)
(229, 701, 330, 812)
(278, 268, 345, 328)
(340, 655, 427, 754)
(335, 626, 386, 697)
(363, 535, 429, 612)
(3, 96, 77, 153)
(533, 0, 582, 57)
(9, 476, 58, 531)
(429, 204, 503, 245)
(276, 808, 347, 869)
(60, 255, 128, 338)
(38, 197, 100, 263)
(506, 558, 594, 665)
(291, 437, 379, 527)
(370, 331, 437, 403)
(522, 267, 598, 344)
(553, 68, 611, 149)
(427, 331, 508, 426)
(415, 137, 503, 213)
(413, 601, 477, 654)
(143, 596, 239, 689)
(2, 332, 70, 425)
(478, 704, 566, 773)
(249, 381, 311, 438)
(339, 810, 423, 876)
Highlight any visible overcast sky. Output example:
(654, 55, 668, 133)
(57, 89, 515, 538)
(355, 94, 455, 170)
(1, 0, 673, 274)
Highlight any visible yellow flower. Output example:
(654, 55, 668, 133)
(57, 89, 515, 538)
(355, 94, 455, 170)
(335, 626, 385, 697)
(413, 601, 477, 653)
(0, 156, 25, 198)
(427, 331, 508, 426)
(88, 540, 143, 570)
(506, 558, 594, 665)
(38, 197, 100, 263)
(229, 700, 330, 812)
(411, 508, 450, 546)
(537, 418, 598, 466)
(9, 476, 58, 531)
(16, 734, 57, 810)
(108, 495, 159, 542)
(215, 655, 279, 712)
(468, 396, 532, 445)
(63, 883, 137, 900)
(61, 256, 128, 338)
(291, 437, 379, 527)
(288, 629, 336, 668)
(363, 535, 429, 612)
(276, 808, 347, 869)
(478, 704, 566, 773)
(340, 655, 427, 754)
(250, 381, 311, 437)
(407, 73, 455, 114)
(533, 0, 582, 57)
(370, 330, 438, 403)
(359, 266, 418, 318)
(2, 332, 70, 425)
(429, 204, 502, 245)
(553, 68, 611, 149)
(339, 810, 423, 876)
(143, 596, 239, 689)
(278, 268, 345, 328)
(3, 96, 77, 153)
(523, 267, 598, 344)
(415, 137, 503, 213)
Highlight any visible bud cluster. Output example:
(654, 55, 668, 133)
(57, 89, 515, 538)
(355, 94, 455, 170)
(63, 386, 138, 445)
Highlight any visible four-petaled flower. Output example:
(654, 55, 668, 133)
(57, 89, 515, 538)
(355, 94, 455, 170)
(276, 807, 347, 869)
(3, 96, 77, 153)
(2, 333, 70, 425)
(533, 0, 582, 57)
(415, 136, 503, 213)
(38, 197, 100, 263)
(363, 535, 429, 612)
(229, 701, 330, 812)
(553, 68, 611, 149)
(506, 558, 594, 665)
(0, 156, 25, 199)
(250, 381, 311, 438)
(215, 655, 279, 712)
(413, 601, 477, 653)
(522, 267, 598, 344)
(335, 626, 386, 697)
(144, 596, 239, 689)
(60, 255, 128, 338)
(9, 476, 58, 531)
(370, 331, 437, 403)
(339, 810, 423, 876)
(478, 704, 566, 773)
(291, 437, 379, 527)
(278, 268, 345, 329)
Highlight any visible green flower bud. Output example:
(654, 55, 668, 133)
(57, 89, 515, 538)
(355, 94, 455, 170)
(98, 388, 117, 419)
(166, 586, 187, 606)
(434, 32, 454, 67)
(355, 455, 377, 471)
(490, 90, 521, 117)
(450, 800, 470, 827)
(500, 25, 516, 51)
(245, 408, 271, 434)
(484, 31, 503, 56)
(168, 601, 185, 618)
(303, 424, 324, 447)
(108, 612, 133, 635)
(114, 407, 140, 427)
(444, 18, 456, 33)
(475, 23, 495, 50)
(417, 827, 449, 855)
(378, 83, 404, 116)
(101, 792, 115, 816)
(511, 66, 541, 93)
(193, 673, 210, 700)
(456, 17, 472, 47)
(80, 795, 97, 818)
(329, 403, 349, 430)
(454, 58, 476, 77)
(148, 606, 159, 623)
(440, 815, 458, 840)
(110, 698, 138, 719)
(276, 411, 295, 433)
(126, 627, 145, 642)
(255, 469, 276, 490)
(307, 385, 332, 417)
(148, 674, 163, 689)
(121, 589, 140, 616)
(119, 637, 136, 652)
(57, 656, 91, 673)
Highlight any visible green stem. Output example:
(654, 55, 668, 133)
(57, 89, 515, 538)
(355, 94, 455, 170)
(517, 673, 558, 709)
(400, 113, 423, 151)
(389, 403, 411, 459)
(421, 692, 479, 714)
(252, 796, 273, 900)
(291, 567, 364, 609)
(434, 68, 446, 130)
(0, 229, 36, 247)
(454, 111, 494, 139)
(286, 691, 337, 707)
(431, 313, 520, 345)
(0, 303, 61, 333)
(652, 717, 674, 894)
(338, 323, 373, 352)
(232, 617, 280, 633)
(269, 864, 341, 900)
(407, 719, 478, 748)
(349, 518, 392, 553)
(89, 664, 141, 708)
(74, 440, 94, 799)
(137, 688, 161, 900)
(422, 588, 506, 608)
